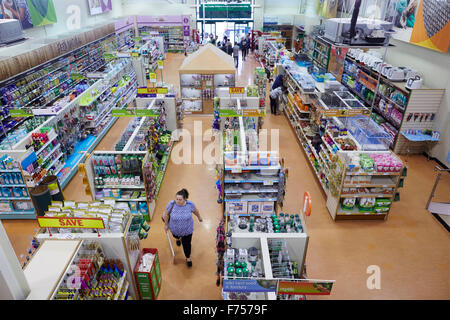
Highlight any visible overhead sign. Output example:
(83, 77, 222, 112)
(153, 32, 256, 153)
(37, 217, 105, 229)
(219, 109, 265, 117)
(229, 87, 245, 95)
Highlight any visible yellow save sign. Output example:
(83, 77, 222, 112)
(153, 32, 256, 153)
(229, 87, 245, 95)
(37, 217, 105, 229)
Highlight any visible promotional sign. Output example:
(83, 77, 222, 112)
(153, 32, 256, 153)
(88, 0, 113, 16)
(242, 109, 266, 117)
(222, 279, 278, 293)
(183, 25, 190, 37)
(149, 73, 157, 83)
(277, 280, 334, 295)
(131, 52, 139, 57)
(137, 87, 168, 95)
(3, 0, 57, 29)
(157, 60, 164, 69)
(229, 87, 245, 95)
(37, 217, 105, 229)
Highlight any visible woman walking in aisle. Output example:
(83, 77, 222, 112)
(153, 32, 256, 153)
(241, 37, 248, 61)
(163, 189, 203, 267)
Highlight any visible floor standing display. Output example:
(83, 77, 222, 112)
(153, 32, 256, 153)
(178, 44, 236, 114)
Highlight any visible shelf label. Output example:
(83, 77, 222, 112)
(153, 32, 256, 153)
(131, 52, 139, 57)
(264, 180, 273, 186)
(149, 73, 157, 83)
(242, 109, 266, 117)
(229, 87, 245, 95)
(219, 109, 240, 117)
(321, 109, 371, 118)
(157, 60, 164, 69)
(9, 109, 33, 117)
(231, 167, 242, 173)
(37, 217, 105, 229)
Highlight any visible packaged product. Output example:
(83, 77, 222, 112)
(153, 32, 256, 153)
(373, 206, 390, 213)
(342, 198, 356, 210)
(358, 197, 376, 211)
(376, 198, 392, 207)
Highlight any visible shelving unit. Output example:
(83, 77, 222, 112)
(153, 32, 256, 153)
(341, 55, 445, 152)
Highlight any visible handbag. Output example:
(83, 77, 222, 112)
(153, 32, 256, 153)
(162, 200, 175, 223)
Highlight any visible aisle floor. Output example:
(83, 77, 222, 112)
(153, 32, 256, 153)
(2, 52, 449, 300)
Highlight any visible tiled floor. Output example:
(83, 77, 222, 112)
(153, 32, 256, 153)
(2, 51, 449, 300)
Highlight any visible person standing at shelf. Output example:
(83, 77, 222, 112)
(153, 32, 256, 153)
(269, 86, 287, 115)
(271, 74, 285, 90)
(163, 189, 203, 268)
(233, 42, 240, 68)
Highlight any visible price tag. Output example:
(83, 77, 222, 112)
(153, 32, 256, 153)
(149, 73, 157, 83)
(231, 167, 242, 173)
(264, 180, 273, 186)
(157, 60, 164, 69)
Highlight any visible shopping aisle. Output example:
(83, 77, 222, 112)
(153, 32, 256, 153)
(2, 50, 450, 300)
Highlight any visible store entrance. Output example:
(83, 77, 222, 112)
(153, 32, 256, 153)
(199, 21, 253, 45)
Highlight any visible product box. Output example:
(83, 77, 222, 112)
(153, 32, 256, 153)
(14, 201, 33, 211)
(247, 202, 262, 215)
(260, 202, 275, 215)
(134, 248, 161, 300)
(0, 201, 14, 212)
(226, 201, 247, 214)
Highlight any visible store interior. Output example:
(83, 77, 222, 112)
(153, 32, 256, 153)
(0, 0, 449, 301)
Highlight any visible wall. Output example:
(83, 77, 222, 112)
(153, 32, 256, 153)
(23, 0, 123, 40)
(121, 0, 196, 16)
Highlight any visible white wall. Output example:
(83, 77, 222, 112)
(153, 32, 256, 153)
(23, 0, 124, 40)
(121, 0, 196, 16)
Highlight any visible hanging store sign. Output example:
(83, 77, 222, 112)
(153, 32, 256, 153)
(243, 109, 266, 117)
(37, 217, 105, 229)
(229, 87, 245, 95)
(219, 109, 265, 117)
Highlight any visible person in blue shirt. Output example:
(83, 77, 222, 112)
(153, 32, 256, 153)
(271, 74, 285, 90)
(164, 189, 203, 267)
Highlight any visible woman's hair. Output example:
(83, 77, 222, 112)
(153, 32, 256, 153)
(176, 189, 189, 199)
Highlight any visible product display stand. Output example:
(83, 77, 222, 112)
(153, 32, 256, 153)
(34, 212, 140, 299)
(178, 44, 236, 114)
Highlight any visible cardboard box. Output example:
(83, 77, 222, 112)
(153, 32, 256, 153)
(226, 201, 247, 214)
(261, 202, 275, 215)
(247, 201, 262, 214)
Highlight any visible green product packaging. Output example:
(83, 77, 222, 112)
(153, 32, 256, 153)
(227, 267, 235, 276)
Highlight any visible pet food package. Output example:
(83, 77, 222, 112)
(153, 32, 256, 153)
(247, 202, 262, 215)
(226, 201, 247, 214)
(261, 202, 275, 215)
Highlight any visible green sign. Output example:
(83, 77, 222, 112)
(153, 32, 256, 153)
(133, 37, 142, 42)
(219, 109, 240, 117)
(112, 109, 135, 117)
(199, 4, 251, 19)
(135, 109, 159, 117)
(151, 268, 159, 297)
(136, 273, 153, 300)
(71, 73, 86, 80)
(9, 109, 33, 117)
(141, 32, 150, 36)
(155, 254, 161, 286)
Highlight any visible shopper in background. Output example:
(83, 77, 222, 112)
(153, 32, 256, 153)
(269, 86, 287, 115)
(164, 189, 203, 267)
(226, 39, 233, 55)
(233, 42, 240, 68)
(271, 74, 285, 90)
(241, 37, 248, 61)
(265, 65, 272, 82)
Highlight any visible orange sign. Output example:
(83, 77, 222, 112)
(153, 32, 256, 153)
(277, 281, 334, 295)
(37, 217, 105, 229)
(229, 87, 245, 95)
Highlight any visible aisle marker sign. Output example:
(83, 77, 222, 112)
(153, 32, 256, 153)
(157, 60, 164, 69)
(37, 217, 105, 229)
(149, 73, 157, 83)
